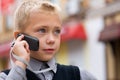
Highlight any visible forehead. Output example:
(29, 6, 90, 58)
(24, 11, 61, 29)
(28, 11, 61, 27)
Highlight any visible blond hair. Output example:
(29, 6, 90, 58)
(14, 0, 61, 31)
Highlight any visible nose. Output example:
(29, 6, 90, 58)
(46, 34, 55, 45)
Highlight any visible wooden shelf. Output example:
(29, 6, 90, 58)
(99, 24, 120, 41)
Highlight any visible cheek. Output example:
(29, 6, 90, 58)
(38, 38, 45, 48)
(37, 34, 47, 41)
(55, 40, 60, 53)
(56, 39, 61, 47)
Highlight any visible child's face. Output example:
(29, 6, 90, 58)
(23, 11, 61, 61)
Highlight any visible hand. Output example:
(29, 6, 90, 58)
(12, 35, 30, 69)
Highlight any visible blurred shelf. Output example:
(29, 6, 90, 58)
(86, 1, 120, 18)
(99, 24, 120, 42)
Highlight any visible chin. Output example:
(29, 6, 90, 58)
(33, 56, 53, 61)
(30, 51, 55, 61)
(38, 58, 52, 62)
(42, 56, 53, 61)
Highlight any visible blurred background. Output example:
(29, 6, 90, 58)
(1, 0, 120, 80)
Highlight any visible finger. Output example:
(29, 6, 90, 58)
(11, 42, 15, 47)
(21, 40, 28, 46)
(21, 40, 29, 49)
(16, 34, 24, 41)
(26, 43, 30, 52)
(21, 40, 30, 53)
(25, 41, 29, 51)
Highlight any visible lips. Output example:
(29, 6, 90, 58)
(43, 48, 55, 54)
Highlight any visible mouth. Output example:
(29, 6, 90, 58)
(43, 48, 55, 54)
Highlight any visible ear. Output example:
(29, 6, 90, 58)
(14, 30, 21, 39)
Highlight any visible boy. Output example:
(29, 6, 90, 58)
(0, 0, 96, 80)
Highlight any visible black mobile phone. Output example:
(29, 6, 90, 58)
(17, 34, 39, 51)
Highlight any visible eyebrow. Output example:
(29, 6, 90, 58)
(39, 25, 61, 29)
(54, 26, 61, 29)
(40, 25, 48, 28)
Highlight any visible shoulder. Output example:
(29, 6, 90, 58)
(57, 64, 80, 73)
(57, 64, 79, 69)
(1, 69, 10, 75)
(0, 69, 10, 80)
(80, 69, 97, 80)
(56, 64, 97, 80)
(56, 64, 80, 80)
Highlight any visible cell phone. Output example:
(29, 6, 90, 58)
(17, 34, 39, 51)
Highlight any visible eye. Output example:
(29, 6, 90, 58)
(54, 29, 61, 35)
(39, 28, 46, 33)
